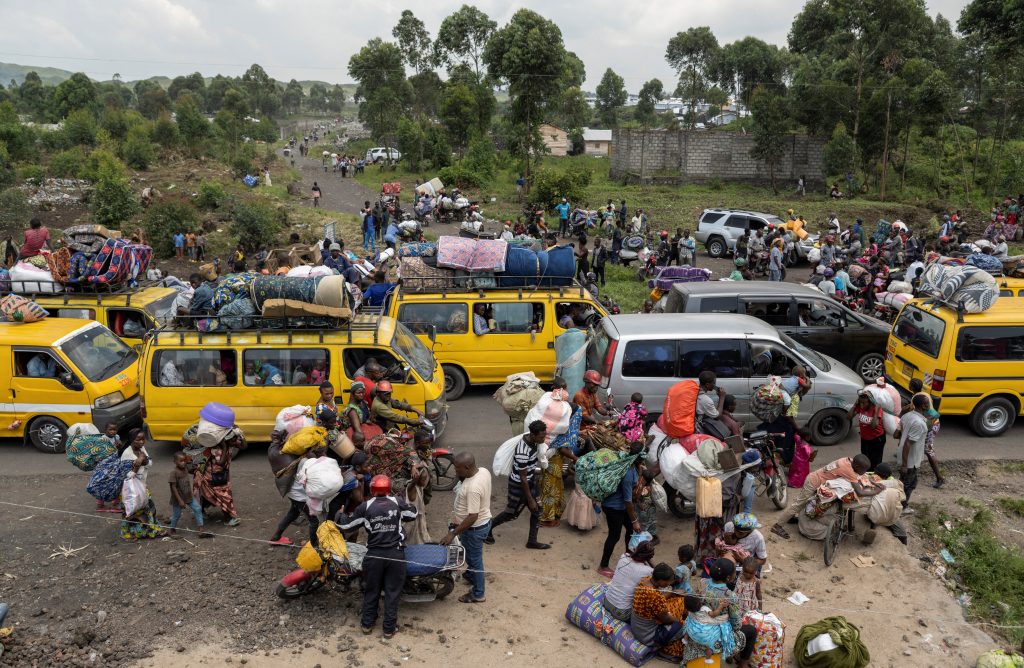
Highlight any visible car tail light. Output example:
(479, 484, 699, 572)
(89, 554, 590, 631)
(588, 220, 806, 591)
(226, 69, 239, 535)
(931, 369, 945, 392)
(602, 339, 618, 381)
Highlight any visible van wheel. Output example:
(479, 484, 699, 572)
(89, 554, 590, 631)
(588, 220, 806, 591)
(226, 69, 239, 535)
(970, 397, 1016, 437)
(29, 417, 68, 454)
(856, 353, 886, 382)
(809, 408, 849, 446)
(707, 237, 727, 258)
(442, 365, 467, 401)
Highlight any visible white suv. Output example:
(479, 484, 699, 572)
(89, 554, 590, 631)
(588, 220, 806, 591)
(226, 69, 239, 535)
(365, 147, 401, 164)
(695, 208, 817, 261)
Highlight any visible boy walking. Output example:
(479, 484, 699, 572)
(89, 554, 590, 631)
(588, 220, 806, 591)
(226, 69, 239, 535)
(169, 452, 212, 537)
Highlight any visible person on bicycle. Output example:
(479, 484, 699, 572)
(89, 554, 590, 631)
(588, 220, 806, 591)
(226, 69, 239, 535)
(771, 454, 884, 539)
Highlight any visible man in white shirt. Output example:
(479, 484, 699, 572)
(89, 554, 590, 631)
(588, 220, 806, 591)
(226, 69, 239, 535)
(441, 453, 493, 602)
(898, 394, 930, 515)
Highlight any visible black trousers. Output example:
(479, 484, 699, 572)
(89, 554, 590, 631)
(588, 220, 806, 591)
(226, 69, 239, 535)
(600, 506, 633, 568)
(273, 499, 317, 546)
(860, 435, 886, 471)
(490, 479, 540, 545)
(901, 467, 919, 506)
(738, 624, 757, 660)
(361, 547, 407, 633)
(593, 264, 606, 285)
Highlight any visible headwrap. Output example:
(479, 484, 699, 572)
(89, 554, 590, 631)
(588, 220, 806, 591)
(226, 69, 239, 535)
(350, 381, 366, 394)
(732, 512, 760, 531)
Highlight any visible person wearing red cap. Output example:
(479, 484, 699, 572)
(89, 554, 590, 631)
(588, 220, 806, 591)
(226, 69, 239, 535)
(336, 475, 417, 639)
(371, 380, 424, 432)
(574, 370, 610, 428)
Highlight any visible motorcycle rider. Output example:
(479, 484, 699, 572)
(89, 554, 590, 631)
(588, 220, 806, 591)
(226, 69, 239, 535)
(372, 381, 426, 432)
(336, 475, 417, 639)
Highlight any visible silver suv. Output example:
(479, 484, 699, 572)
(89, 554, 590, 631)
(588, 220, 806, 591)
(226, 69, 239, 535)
(695, 208, 817, 261)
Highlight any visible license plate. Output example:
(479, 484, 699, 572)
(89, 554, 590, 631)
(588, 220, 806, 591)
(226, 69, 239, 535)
(902, 363, 912, 377)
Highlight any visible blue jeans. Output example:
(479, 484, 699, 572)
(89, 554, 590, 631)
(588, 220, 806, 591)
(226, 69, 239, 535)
(170, 499, 204, 529)
(461, 520, 490, 600)
(363, 230, 375, 250)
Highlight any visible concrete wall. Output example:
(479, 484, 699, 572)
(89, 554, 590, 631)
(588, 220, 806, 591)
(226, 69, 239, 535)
(610, 129, 825, 188)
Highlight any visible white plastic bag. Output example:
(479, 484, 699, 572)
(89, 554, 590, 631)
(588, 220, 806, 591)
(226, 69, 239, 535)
(10, 261, 62, 293)
(651, 480, 668, 514)
(303, 456, 343, 500)
(67, 423, 100, 439)
(863, 384, 901, 435)
(493, 433, 525, 477)
(275, 405, 314, 437)
(121, 475, 148, 517)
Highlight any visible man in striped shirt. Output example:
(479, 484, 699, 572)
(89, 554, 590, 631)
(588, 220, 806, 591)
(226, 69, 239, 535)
(487, 420, 550, 550)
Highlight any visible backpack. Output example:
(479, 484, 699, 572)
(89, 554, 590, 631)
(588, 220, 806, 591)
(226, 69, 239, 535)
(659, 380, 699, 438)
(574, 449, 639, 502)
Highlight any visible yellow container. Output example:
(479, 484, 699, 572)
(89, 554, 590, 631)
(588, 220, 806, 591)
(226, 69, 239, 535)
(685, 655, 721, 668)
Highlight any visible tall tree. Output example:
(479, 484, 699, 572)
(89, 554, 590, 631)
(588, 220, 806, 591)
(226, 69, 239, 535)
(748, 87, 790, 194)
(665, 27, 720, 127)
(241, 64, 279, 117)
(718, 37, 789, 108)
(17, 72, 49, 120)
(439, 81, 478, 153)
(168, 72, 206, 103)
(484, 9, 568, 192)
(435, 5, 497, 78)
(595, 68, 627, 127)
(635, 79, 664, 128)
(135, 81, 171, 120)
(52, 72, 96, 119)
(348, 38, 411, 143)
(392, 10, 434, 75)
(325, 84, 346, 113)
(282, 79, 305, 114)
(175, 92, 209, 154)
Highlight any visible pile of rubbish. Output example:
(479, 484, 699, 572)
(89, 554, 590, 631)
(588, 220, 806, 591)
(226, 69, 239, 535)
(19, 178, 92, 208)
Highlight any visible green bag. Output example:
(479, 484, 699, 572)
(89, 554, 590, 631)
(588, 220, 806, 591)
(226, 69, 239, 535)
(794, 616, 870, 668)
(574, 449, 638, 502)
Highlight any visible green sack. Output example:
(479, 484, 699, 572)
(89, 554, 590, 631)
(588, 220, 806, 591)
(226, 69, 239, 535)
(574, 449, 638, 502)
(794, 616, 870, 668)
(977, 650, 1024, 668)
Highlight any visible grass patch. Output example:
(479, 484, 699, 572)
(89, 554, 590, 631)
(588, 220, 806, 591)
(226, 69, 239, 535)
(919, 507, 1024, 644)
(957, 496, 985, 510)
(996, 498, 1024, 517)
(602, 264, 650, 313)
(998, 462, 1024, 474)
(793, 551, 811, 563)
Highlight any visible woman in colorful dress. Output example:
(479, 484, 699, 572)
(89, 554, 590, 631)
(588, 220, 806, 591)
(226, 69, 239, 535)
(193, 428, 247, 526)
(691, 558, 758, 667)
(119, 428, 166, 541)
(340, 381, 382, 447)
(539, 404, 581, 526)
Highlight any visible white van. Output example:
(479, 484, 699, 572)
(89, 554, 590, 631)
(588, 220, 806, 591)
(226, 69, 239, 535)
(587, 313, 863, 445)
(365, 147, 401, 163)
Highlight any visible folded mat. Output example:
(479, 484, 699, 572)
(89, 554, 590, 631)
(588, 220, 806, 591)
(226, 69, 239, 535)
(468, 239, 508, 272)
(564, 584, 655, 666)
(398, 242, 437, 258)
(249, 275, 319, 310)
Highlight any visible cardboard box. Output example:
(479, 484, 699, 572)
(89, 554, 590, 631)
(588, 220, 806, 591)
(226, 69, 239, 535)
(717, 449, 740, 471)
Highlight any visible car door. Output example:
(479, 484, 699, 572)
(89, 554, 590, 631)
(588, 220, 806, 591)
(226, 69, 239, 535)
(740, 297, 795, 329)
(746, 339, 809, 425)
(788, 297, 856, 366)
(723, 215, 748, 247)
(676, 339, 750, 421)
(10, 347, 91, 424)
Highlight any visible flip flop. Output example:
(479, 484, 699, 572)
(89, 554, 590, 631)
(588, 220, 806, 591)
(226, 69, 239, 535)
(269, 537, 293, 546)
(770, 524, 791, 539)
(458, 593, 485, 603)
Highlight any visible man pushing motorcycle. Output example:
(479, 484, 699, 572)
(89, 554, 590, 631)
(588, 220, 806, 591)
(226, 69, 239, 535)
(336, 475, 417, 640)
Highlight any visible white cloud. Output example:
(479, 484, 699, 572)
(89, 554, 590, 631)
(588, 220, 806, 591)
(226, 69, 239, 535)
(0, 0, 971, 89)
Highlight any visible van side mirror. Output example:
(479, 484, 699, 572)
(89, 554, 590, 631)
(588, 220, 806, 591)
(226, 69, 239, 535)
(428, 325, 437, 343)
(60, 372, 84, 392)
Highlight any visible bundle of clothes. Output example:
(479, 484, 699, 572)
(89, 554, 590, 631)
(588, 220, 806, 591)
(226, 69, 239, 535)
(3, 224, 152, 294)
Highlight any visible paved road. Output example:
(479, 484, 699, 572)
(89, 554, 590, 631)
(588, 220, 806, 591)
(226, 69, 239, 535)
(1, 386, 1020, 474)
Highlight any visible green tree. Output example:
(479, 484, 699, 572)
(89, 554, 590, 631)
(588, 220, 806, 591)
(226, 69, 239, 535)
(665, 27, 720, 127)
(241, 64, 279, 117)
(748, 87, 789, 194)
(595, 68, 627, 127)
(409, 71, 442, 117)
(282, 79, 305, 114)
(395, 117, 427, 170)
(99, 106, 130, 140)
(484, 9, 569, 193)
(152, 113, 180, 149)
(17, 72, 49, 120)
(718, 37, 790, 108)
(635, 79, 665, 128)
(135, 80, 171, 120)
(175, 92, 209, 154)
(0, 101, 37, 161)
(89, 152, 139, 228)
(392, 10, 434, 75)
(168, 72, 206, 103)
(325, 84, 346, 113)
(0, 144, 14, 190)
(142, 197, 200, 257)
(463, 136, 496, 184)
(435, 5, 497, 78)
(122, 123, 155, 170)
(204, 75, 234, 113)
(348, 38, 411, 143)
(63, 108, 98, 146)
(823, 121, 859, 178)
(230, 201, 285, 251)
(0, 186, 30, 234)
(439, 82, 477, 153)
(52, 72, 96, 118)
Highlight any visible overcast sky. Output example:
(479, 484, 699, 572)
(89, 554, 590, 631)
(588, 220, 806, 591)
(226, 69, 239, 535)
(0, 0, 970, 91)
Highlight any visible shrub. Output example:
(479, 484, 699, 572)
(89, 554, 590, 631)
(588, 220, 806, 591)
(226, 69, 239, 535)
(824, 122, 859, 179)
(151, 114, 180, 149)
(0, 187, 30, 236)
(463, 137, 496, 185)
(230, 201, 285, 251)
(16, 164, 45, 183)
(99, 107, 129, 141)
(89, 153, 138, 228)
(532, 164, 593, 208)
(142, 197, 200, 257)
(195, 180, 228, 209)
(438, 162, 483, 189)
(0, 144, 12, 189)
(48, 146, 89, 178)
(63, 108, 98, 147)
(122, 124, 155, 170)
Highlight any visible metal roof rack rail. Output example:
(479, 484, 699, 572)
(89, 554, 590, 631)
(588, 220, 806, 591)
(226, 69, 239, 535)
(396, 276, 585, 298)
(150, 311, 384, 346)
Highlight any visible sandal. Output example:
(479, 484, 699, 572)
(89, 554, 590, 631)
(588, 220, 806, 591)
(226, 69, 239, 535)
(458, 593, 485, 603)
(269, 537, 294, 546)
(770, 524, 791, 539)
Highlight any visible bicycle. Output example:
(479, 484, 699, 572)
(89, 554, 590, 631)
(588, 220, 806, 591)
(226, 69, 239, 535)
(823, 503, 857, 566)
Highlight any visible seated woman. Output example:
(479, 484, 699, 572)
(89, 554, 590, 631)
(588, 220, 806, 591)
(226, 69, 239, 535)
(630, 563, 688, 659)
(601, 534, 655, 622)
(698, 558, 758, 668)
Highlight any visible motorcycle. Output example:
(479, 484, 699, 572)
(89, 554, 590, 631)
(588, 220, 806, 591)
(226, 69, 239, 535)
(276, 538, 465, 603)
(569, 208, 598, 237)
(618, 233, 648, 267)
(751, 250, 770, 277)
(373, 412, 457, 492)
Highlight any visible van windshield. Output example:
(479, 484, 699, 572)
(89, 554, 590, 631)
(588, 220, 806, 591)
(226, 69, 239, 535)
(778, 331, 830, 372)
(58, 325, 138, 382)
(893, 305, 945, 358)
(391, 322, 434, 382)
